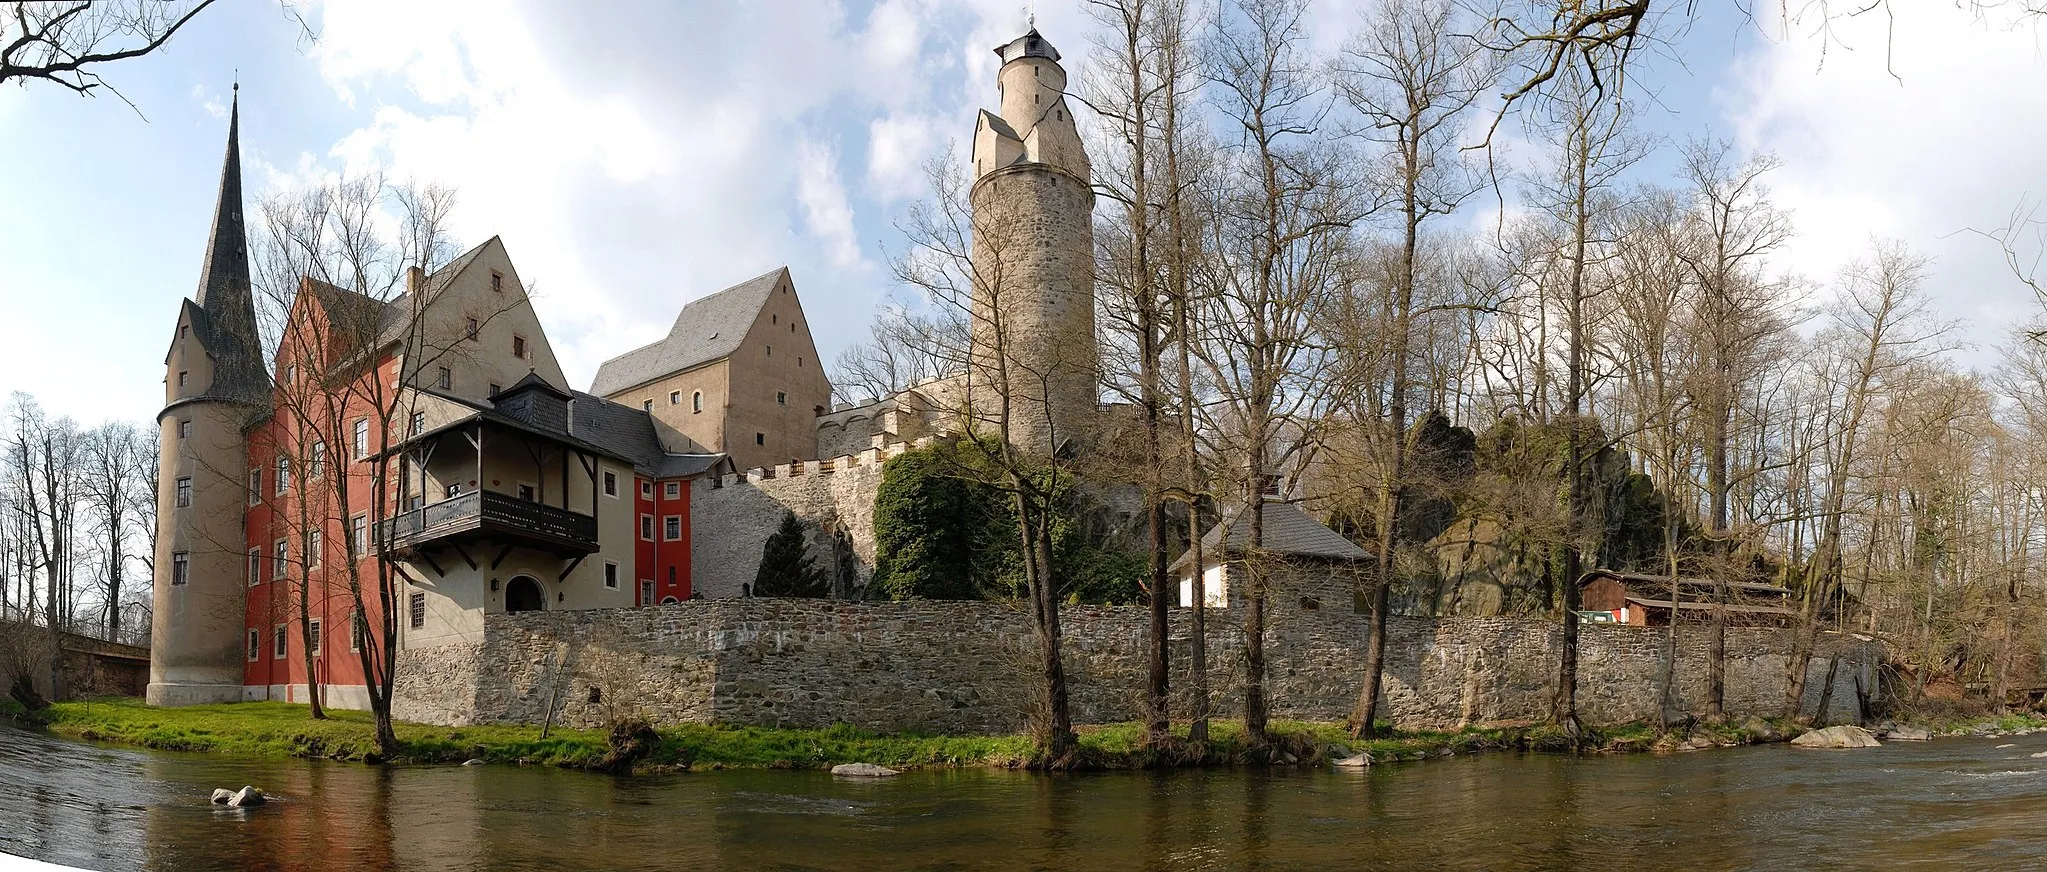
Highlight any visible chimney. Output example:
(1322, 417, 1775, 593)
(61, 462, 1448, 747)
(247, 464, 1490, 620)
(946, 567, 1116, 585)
(407, 265, 425, 295)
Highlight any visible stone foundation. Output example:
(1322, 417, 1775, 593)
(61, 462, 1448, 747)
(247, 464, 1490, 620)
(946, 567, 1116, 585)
(390, 597, 1883, 734)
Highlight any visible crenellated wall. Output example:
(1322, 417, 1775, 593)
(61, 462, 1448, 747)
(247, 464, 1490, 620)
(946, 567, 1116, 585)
(390, 590, 1884, 734)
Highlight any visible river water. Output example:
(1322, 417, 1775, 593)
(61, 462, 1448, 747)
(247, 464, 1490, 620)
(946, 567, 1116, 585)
(5, 724, 2047, 871)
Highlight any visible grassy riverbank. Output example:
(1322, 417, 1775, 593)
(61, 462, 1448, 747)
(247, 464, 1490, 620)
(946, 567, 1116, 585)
(13, 696, 1919, 773)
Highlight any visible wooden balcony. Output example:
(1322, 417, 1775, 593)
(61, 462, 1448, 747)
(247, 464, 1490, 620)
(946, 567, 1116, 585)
(377, 490, 599, 558)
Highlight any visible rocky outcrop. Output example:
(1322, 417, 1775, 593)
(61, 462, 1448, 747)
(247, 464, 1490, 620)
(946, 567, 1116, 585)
(831, 763, 899, 777)
(1885, 725, 1932, 741)
(1791, 725, 1881, 749)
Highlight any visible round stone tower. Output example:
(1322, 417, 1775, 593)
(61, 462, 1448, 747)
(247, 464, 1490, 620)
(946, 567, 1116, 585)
(149, 90, 268, 706)
(967, 28, 1097, 454)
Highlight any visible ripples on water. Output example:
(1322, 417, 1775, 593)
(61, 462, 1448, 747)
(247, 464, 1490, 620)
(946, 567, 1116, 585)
(6, 723, 2047, 871)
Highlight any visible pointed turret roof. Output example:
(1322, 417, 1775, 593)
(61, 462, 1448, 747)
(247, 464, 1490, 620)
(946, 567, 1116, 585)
(186, 85, 268, 404)
(994, 28, 1061, 64)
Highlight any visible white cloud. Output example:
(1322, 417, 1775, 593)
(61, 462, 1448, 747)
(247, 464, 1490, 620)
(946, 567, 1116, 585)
(1716, 3, 2047, 354)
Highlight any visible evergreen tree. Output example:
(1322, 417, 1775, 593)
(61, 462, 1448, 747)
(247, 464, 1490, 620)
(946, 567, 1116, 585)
(754, 512, 828, 597)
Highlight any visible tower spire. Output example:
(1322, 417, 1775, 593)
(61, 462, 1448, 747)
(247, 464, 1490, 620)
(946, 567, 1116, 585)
(191, 82, 266, 401)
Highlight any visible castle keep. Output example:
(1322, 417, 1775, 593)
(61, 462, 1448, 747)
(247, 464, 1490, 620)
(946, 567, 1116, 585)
(148, 30, 1103, 709)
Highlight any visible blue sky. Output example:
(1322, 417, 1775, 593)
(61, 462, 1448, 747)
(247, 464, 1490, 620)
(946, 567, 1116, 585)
(4, 0, 2046, 426)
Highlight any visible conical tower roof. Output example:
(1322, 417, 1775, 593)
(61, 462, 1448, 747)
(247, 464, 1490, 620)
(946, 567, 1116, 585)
(188, 85, 267, 404)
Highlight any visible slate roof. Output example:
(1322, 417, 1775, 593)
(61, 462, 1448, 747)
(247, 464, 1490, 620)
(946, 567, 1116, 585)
(1170, 501, 1372, 571)
(182, 91, 268, 406)
(588, 267, 789, 397)
(566, 390, 727, 479)
(995, 28, 1061, 63)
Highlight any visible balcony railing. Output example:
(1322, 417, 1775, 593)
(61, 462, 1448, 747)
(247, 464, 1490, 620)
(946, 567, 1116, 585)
(377, 490, 598, 557)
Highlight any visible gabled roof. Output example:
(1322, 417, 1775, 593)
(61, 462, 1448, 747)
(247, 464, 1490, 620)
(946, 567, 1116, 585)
(589, 266, 790, 396)
(1171, 501, 1372, 571)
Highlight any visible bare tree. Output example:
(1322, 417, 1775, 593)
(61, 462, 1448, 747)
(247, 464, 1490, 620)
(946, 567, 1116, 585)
(76, 421, 153, 640)
(0, 1, 222, 100)
(829, 304, 965, 405)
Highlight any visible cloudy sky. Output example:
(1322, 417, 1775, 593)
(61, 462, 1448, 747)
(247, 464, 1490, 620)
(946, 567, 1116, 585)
(3, 0, 2045, 426)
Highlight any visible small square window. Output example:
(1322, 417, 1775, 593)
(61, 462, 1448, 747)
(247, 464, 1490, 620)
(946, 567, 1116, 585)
(604, 562, 619, 589)
(640, 480, 652, 498)
(640, 514, 654, 541)
(669, 391, 681, 405)
(465, 318, 480, 340)
(643, 399, 653, 412)
(489, 383, 502, 397)
(518, 484, 535, 502)
(777, 391, 787, 405)
(603, 471, 619, 497)
(491, 271, 504, 293)
(178, 419, 192, 439)
(755, 432, 765, 446)
(664, 516, 681, 541)
(664, 481, 680, 499)
(436, 367, 452, 391)
(174, 476, 192, 508)
(171, 551, 190, 585)
(177, 371, 188, 387)
(411, 412, 426, 436)
(446, 483, 464, 498)
(410, 592, 426, 629)
(513, 334, 528, 358)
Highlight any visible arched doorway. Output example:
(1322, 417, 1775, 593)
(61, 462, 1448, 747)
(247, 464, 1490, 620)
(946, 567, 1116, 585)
(505, 576, 545, 612)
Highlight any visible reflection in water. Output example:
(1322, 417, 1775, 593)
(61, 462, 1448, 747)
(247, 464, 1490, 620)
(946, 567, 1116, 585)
(13, 723, 2047, 870)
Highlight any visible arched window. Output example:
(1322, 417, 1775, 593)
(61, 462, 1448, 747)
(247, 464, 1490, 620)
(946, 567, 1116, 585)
(691, 391, 703, 413)
(505, 576, 545, 613)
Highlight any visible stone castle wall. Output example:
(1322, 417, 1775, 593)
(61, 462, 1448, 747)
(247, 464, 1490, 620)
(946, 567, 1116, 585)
(392, 595, 1883, 733)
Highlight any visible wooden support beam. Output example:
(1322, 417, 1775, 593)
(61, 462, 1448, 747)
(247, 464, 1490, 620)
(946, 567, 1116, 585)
(558, 554, 586, 583)
(490, 544, 513, 571)
(419, 550, 447, 579)
(451, 542, 478, 571)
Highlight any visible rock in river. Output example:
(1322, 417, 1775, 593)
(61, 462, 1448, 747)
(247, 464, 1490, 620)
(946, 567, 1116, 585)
(1333, 753, 1373, 768)
(1885, 725, 1932, 741)
(209, 789, 234, 805)
(831, 763, 899, 778)
(228, 786, 267, 807)
(1791, 726, 1882, 749)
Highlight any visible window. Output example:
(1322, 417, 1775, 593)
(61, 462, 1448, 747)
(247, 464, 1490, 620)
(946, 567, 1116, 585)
(640, 480, 652, 498)
(247, 629, 261, 662)
(491, 270, 504, 293)
(489, 383, 502, 397)
(248, 470, 261, 505)
(248, 548, 261, 586)
(435, 367, 452, 390)
(309, 441, 326, 478)
(286, 365, 298, 384)
(171, 551, 189, 585)
(513, 334, 528, 359)
(350, 514, 368, 556)
(766, 345, 771, 357)
(797, 356, 803, 368)
(309, 530, 323, 568)
(350, 612, 364, 653)
(465, 317, 480, 340)
(669, 390, 681, 405)
(640, 580, 654, 605)
(755, 432, 765, 446)
(274, 539, 288, 577)
(691, 391, 702, 413)
(640, 514, 654, 541)
(603, 471, 618, 497)
(642, 399, 653, 412)
(410, 412, 426, 436)
(604, 562, 619, 589)
(178, 419, 192, 439)
(772, 313, 777, 325)
(353, 419, 370, 458)
(274, 624, 287, 659)
(776, 391, 787, 406)
(664, 481, 680, 499)
(446, 483, 464, 498)
(517, 483, 535, 502)
(409, 592, 426, 629)
(276, 456, 290, 493)
(308, 619, 323, 655)
(790, 322, 795, 333)
(177, 371, 188, 387)
(174, 476, 192, 508)
(664, 516, 681, 541)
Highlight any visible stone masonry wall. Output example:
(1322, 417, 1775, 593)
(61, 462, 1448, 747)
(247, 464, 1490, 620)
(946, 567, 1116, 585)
(393, 593, 1883, 734)
(690, 442, 925, 599)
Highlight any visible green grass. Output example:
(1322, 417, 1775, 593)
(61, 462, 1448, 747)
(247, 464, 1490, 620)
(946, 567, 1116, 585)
(17, 697, 1965, 774)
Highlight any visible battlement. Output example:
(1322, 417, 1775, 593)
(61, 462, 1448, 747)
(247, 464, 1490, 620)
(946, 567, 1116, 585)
(712, 436, 938, 488)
